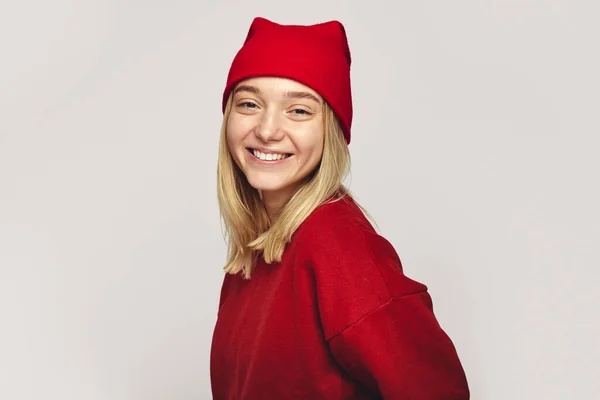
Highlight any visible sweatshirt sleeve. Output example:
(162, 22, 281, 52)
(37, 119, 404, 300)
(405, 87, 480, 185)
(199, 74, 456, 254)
(328, 291, 470, 399)
(298, 201, 469, 399)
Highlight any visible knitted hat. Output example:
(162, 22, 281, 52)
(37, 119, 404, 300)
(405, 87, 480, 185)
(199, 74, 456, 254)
(222, 17, 353, 144)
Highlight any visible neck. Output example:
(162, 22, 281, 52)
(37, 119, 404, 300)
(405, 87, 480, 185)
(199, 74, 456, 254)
(261, 185, 299, 223)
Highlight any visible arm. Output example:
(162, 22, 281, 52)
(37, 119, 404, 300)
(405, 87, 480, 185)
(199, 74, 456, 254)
(299, 203, 469, 398)
(328, 291, 470, 399)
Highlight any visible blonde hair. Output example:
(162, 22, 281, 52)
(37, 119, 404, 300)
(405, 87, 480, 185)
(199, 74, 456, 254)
(216, 93, 375, 279)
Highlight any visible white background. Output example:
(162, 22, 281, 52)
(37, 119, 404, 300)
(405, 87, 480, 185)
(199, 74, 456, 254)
(1, 0, 599, 398)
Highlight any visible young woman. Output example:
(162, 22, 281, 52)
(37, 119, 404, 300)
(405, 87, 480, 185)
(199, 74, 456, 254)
(210, 17, 470, 399)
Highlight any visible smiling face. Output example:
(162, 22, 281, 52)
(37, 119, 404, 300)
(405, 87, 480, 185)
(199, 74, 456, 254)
(226, 77, 325, 209)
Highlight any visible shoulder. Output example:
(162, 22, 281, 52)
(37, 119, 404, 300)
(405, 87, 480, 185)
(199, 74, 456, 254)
(291, 195, 426, 298)
(289, 195, 428, 338)
(294, 195, 373, 244)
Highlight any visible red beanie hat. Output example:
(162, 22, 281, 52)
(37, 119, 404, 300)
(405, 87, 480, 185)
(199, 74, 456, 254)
(222, 17, 353, 144)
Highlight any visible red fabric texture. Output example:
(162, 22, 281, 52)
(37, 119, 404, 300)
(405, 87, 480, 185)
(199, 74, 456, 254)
(210, 196, 469, 399)
(222, 17, 354, 144)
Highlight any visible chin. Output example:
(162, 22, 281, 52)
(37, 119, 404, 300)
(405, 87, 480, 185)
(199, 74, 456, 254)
(249, 182, 291, 193)
(247, 176, 295, 194)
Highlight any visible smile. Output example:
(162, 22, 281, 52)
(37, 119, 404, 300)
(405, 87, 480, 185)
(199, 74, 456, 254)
(247, 148, 292, 162)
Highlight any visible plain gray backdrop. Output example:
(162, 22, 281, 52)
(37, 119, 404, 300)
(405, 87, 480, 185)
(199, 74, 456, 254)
(1, 0, 598, 399)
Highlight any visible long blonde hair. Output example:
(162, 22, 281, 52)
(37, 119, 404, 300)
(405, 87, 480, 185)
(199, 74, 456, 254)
(217, 93, 374, 279)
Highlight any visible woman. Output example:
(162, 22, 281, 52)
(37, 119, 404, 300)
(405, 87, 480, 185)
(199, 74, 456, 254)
(210, 17, 469, 399)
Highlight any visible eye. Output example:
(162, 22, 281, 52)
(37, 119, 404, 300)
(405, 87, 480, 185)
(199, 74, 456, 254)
(290, 108, 312, 116)
(238, 101, 258, 109)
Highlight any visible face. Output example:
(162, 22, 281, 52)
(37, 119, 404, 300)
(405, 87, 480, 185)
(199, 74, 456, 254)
(226, 77, 325, 204)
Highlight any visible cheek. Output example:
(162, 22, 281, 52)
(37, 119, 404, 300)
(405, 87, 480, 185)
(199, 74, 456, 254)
(226, 116, 248, 151)
(295, 126, 325, 165)
(228, 110, 255, 133)
(226, 116, 240, 142)
(225, 121, 244, 168)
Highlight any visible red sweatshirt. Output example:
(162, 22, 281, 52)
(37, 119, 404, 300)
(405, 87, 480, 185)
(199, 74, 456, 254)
(210, 195, 469, 399)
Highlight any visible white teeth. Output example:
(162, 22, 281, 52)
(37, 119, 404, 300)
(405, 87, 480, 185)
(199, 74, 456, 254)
(252, 149, 290, 161)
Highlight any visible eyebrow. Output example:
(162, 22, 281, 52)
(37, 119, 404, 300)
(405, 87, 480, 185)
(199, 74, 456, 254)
(285, 91, 322, 105)
(233, 85, 260, 95)
(233, 85, 322, 105)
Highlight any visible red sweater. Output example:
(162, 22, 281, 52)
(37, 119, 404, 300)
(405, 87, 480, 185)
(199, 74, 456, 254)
(210, 196, 469, 399)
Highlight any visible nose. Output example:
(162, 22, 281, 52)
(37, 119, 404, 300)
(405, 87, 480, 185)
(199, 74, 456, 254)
(255, 109, 284, 142)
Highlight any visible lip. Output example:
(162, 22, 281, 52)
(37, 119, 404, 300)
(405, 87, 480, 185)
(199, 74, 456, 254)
(246, 148, 292, 166)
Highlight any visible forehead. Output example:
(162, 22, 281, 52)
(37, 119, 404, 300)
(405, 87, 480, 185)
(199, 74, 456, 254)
(233, 77, 322, 100)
